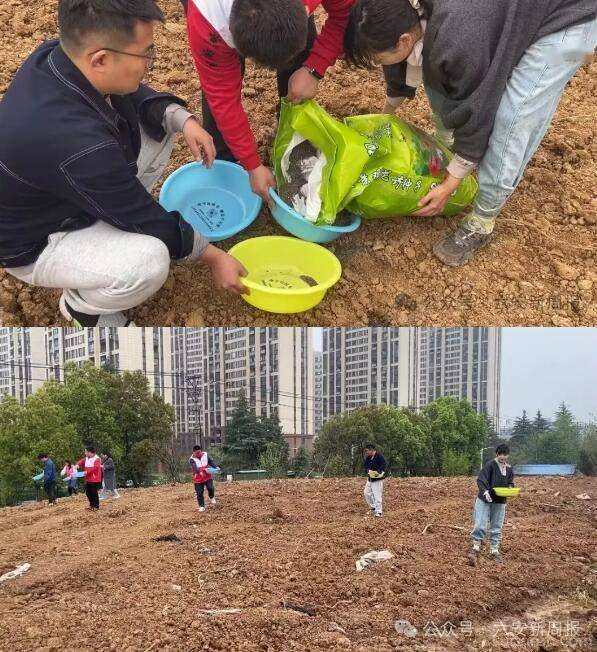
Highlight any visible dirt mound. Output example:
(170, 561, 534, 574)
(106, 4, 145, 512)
(0, 0, 595, 326)
(0, 476, 596, 651)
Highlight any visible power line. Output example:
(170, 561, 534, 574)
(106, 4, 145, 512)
(0, 369, 317, 414)
(0, 360, 324, 403)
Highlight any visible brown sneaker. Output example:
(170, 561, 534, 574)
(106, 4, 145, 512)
(490, 548, 502, 563)
(433, 226, 494, 267)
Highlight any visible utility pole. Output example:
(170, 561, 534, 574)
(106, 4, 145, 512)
(480, 446, 494, 471)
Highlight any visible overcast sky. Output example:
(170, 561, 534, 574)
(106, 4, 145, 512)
(501, 328, 596, 424)
(312, 328, 596, 423)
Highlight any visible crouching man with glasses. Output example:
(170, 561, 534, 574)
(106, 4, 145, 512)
(0, 0, 248, 327)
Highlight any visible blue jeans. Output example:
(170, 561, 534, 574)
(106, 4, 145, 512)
(471, 497, 506, 548)
(427, 17, 596, 232)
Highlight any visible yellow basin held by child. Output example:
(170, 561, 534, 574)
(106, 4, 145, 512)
(493, 487, 521, 498)
(228, 236, 342, 314)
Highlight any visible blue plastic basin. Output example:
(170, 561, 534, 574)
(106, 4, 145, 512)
(268, 190, 360, 243)
(159, 161, 262, 242)
(206, 467, 220, 475)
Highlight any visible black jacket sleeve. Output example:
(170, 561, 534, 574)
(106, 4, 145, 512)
(127, 84, 187, 142)
(56, 138, 194, 259)
(382, 63, 417, 99)
(477, 461, 493, 495)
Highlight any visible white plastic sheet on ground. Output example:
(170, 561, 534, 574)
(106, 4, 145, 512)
(355, 549, 394, 571)
(0, 563, 31, 583)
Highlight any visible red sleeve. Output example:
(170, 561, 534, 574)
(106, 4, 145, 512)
(304, 0, 354, 76)
(76, 458, 85, 467)
(187, 3, 261, 171)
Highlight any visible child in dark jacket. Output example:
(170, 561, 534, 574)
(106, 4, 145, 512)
(344, 0, 596, 267)
(38, 454, 57, 505)
(363, 443, 387, 517)
(469, 444, 515, 565)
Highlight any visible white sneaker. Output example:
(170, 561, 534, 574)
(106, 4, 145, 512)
(210, 498, 216, 505)
(198, 506, 205, 512)
(374, 512, 382, 518)
(472, 542, 481, 553)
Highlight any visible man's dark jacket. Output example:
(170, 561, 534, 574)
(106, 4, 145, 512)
(0, 41, 195, 268)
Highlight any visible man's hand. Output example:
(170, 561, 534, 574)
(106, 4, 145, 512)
(382, 97, 407, 115)
(199, 245, 249, 295)
(413, 174, 462, 217)
(249, 165, 276, 201)
(182, 117, 216, 167)
(484, 490, 493, 503)
(287, 67, 320, 104)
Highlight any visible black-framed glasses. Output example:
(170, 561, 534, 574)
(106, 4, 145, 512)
(89, 46, 158, 70)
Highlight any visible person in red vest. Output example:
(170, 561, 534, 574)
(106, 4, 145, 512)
(189, 445, 218, 513)
(76, 446, 103, 510)
(183, 0, 354, 200)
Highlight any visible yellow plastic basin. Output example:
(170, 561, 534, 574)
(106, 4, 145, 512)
(493, 487, 521, 498)
(228, 236, 342, 314)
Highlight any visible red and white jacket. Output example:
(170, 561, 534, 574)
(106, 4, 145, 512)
(76, 455, 102, 484)
(189, 452, 211, 484)
(187, 0, 354, 170)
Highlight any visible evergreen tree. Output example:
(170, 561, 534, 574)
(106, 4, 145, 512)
(223, 394, 286, 469)
(526, 410, 551, 462)
(509, 410, 533, 457)
(290, 446, 310, 477)
(578, 425, 597, 476)
(537, 403, 581, 464)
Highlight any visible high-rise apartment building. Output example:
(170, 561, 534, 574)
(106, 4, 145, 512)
(322, 327, 501, 427)
(313, 351, 323, 435)
(0, 327, 46, 401)
(322, 327, 415, 421)
(1, 327, 173, 404)
(171, 328, 314, 454)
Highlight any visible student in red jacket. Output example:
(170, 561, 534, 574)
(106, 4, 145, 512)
(189, 445, 217, 513)
(76, 446, 103, 510)
(184, 0, 354, 200)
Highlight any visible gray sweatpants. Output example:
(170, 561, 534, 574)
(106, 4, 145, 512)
(7, 130, 190, 315)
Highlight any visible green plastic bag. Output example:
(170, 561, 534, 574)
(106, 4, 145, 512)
(272, 99, 370, 225)
(344, 114, 478, 218)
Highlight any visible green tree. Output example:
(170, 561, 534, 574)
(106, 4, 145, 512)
(509, 410, 533, 459)
(290, 446, 311, 477)
(525, 410, 551, 463)
(578, 425, 597, 476)
(44, 364, 120, 457)
(422, 397, 487, 475)
(0, 392, 79, 506)
(223, 395, 286, 469)
(0, 395, 27, 506)
(222, 394, 262, 468)
(259, 441, 289, 479)
(536, 403, 581, 464)
(313, 404, 432, 477)
(105, 370, 175, 486)
(442, 449, 471, 476)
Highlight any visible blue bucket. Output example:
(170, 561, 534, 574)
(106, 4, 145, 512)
(159, 161, 262, 242)
(206, 467, 220, 475)
(268, 190, 360, 244)
(32, 473, 44, 482)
